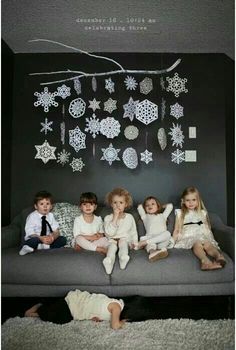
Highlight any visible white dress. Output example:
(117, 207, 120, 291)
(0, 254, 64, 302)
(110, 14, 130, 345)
(174, 209, 219, 249)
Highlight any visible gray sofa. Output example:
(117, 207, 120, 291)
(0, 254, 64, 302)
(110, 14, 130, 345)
(1, 203, 235, 298)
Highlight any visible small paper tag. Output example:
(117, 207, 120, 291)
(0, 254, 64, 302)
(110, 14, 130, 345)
(185, 150, 197, 162)
(189, 127, 196, 138)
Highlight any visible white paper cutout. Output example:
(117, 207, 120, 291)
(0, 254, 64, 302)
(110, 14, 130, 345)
(189, 127, 196, 139)
(70, 157, 85, 172)
(185, 150, 197, 162)
(34, 87, 58, 112)
(92, 76, 97, 92)
(161, 97, 166, 121)
(170, 102, 184, 120)
(124, 125, 139, 140)
(57, 149, 71, 166)
(69, 126, 86, 152)
(122, 148, 138, 169)
(69, 98, 86, 118)
(105, 77, 115, 93)
(101, 143, 120, 165)
(88, 98, 101, 112)
(166, 72, 188, 98)
(171, 149, 185, 164)
(136, 99, 158, 125)
(124, 76, 138, 90)
(169, 123, 185, 148)
(57, 84, 71, 99)
(104, 98, 117, 114)
(140, 149, 153, 164)
(60, 122, 65, 145)
(74, 78, 81, 95)
(123, 97, 139, 122)
(140, 77, 153, 95)
(40, 118, 53, 135)
(85, 113, 100, 139)
(100, 117, 121, 139)
(35, 140, 56, 164)
(157, 128, 167, 150)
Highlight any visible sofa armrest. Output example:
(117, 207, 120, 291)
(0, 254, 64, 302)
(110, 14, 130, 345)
(213, 226, 235, 261)
(1, 224, 21, 249)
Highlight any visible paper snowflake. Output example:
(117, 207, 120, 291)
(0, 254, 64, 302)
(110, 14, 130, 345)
(171, 149, 185, 164)
(140, 77, 153, 95)
(124, 125, 139, 140)
(69, 98, 86, 118)
(160, 77, 165, 90)
(123, 97, 139, 122)
(35, 140, 56, 164)
(88, 98, 101, 112)
(60, 122, 65, 145)
(57, 149, 71, 166)
(92, 76, 97, 92)
(166, 72, 188, 98)
(104, 98, 117, 114)
(40, 118, 53, 135)
(34, 87, 58, 113)
(136, 99, 158, 125)
(123, 148, 138, 169)
(170, 102, 184, 120)
(169, 123, 185, 148)
(161, 98, 166, 121)
(100, 117, 121, 139)
(157, 128, 167, 151)
(101, 143, 120, 165)
(124, 76, 138, 90)
(74, 78, 81, 95)
(105, 77, 115, 94)
(70, 157, 85, 172)
(85, 114, 100, 139)
(57, 84, 71, 99)
(69, 126, 86, 152)
(140, 149, 153, 164)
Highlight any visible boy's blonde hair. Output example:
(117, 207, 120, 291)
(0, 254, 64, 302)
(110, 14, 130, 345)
(105, 187, 133, 209)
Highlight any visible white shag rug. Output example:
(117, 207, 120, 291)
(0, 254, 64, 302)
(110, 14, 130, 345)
(2, 317, 234, 350)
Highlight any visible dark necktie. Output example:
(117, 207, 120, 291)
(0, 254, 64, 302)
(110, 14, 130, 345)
(41, 216, 53, 236)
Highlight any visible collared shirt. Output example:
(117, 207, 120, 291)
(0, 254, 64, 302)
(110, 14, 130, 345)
(24, 210, 59, 240)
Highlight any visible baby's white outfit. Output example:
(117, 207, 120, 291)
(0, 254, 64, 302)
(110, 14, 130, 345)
(137, 203, 173, 252)
(174, 209, 220, 249)
(103, 213, 138, 274)
(73, 215, 109, 251)
(65, 290, 124, 321)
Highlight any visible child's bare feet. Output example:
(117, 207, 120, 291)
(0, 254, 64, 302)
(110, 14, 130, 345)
(74, 244, 82, 252)
(215, 254, 226, 267)
(96, 247, 108, 255)
(201, 259, 222, 271)
(24, 303, 42, 317)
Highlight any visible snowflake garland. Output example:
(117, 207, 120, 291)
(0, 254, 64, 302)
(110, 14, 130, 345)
(69, 98, 86, 118)
(34, 87, 58, 112)
(171, 149, 185, 164)
(100, 117, 121, 139)
(124, 76, 138, 90)
(122, 148, 138, 169)
(168, 123, 185, 148)
(69, 126, 86, 152)
(88, 98, 101, 112)
(101, 143, 120, 165)
(57, 149, 71, 166)
(157, 128, 167, 151)
(74, 78, 81, 95)
(124, 125, 139, 140)
(123, 97, 139, 122)
(160, 76, 165, 90)
(60, 122, 65, 145)
(35, 140, 56, 164)
(92, 76, 97, 92)
(70, 157, 85, 172)
(85, 114, 100, 138)
(161, 98, 166, 121)
(166, 72, 188, 98)
(56, 84, 71, 99)
(140, 77, 153, 95)
(170, 102, 184, 120)
(40, 118, 53, 135)
(105, 77, 115, 93)
(136, 99, 158, 125)
(104, 98, 117, 114)
(140, 149, 153, 164)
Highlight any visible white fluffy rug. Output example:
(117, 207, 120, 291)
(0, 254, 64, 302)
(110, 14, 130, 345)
(2, 317, 234, 350)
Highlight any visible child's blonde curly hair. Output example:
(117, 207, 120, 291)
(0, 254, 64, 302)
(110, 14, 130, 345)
(105, 187, 133, 209)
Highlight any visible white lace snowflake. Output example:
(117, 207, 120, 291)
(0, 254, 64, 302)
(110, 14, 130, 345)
(60, 122, 65, 145)
(40, 118, 53, 135)
(161, 98, 166, 121)
(35, 140, 56, 164)
(140, 149, 153, 164)
(104, 98, 117, 114)
(170, 102, 184, 120)
(69, 126, 86, 152)
(101, 143, 120, 165)
(123, 97, 139, 122)
(100, 117, 121, 139)
(136, 99, 158, 125)
(85, 114, 100, 139)
(122, 148, 138, 169)
(69, 98, 86, 118)
(57, 149, 71, 166)
(124, 125, 139, 140)
(92, 76, 97, 92)
(124, 76, 138, 90)
(74, 78, 81, 95)
(166, 72, 188, 98)
(171, 149, 185, 164)
(140, 77, 153, 95)
(169, 123, 185, 148)
(57, 84, 71, 99)
(88, 98, 101, 112)
(34, 87, 58, 113)
(157, 128, 167, 151)
(70, 157, 85, 172)
(105, 77, 115, 93)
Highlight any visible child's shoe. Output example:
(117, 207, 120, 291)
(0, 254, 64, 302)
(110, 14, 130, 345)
(38, 244, 50, 250)
(19, 245, 34, 256)
(149, 248, 168, 262)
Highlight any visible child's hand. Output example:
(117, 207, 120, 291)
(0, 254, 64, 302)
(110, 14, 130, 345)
(91, 316, 102, 322)
(129, 242, 137, 250)
(74, 244, 82, 251)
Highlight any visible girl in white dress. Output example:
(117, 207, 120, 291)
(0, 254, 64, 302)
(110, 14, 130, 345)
(173, 186, 226, 271)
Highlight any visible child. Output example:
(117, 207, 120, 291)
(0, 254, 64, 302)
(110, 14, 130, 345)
(173, 186, 226, 271)
(103, 188, 138, 274)
(73, 192, 109, 255)
(19, 190, 67, 256)
(137, 197, 173, 262)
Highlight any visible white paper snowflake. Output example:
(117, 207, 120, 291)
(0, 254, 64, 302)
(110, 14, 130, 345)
(88, 98, 101, 112)
(140, 149, 153, 164)
(104, 98, 117, 114)
(124, 125, 139, 140)
(34, 87, 58, 113)
(60, 122, 65, 145)
(136, 99, 158, 125)
(105, 77, 115, 94)
(123, 97, 139, 122)
(92, 76, 97, 92)
(161, 98, 166, 121)
(57, 84, 71, 99)
(166, 72, 188, 98)
(140, 77, 153, 95)
(70, 157, 85, 172)
(85, 114, 100, 139)
(123, 148, 138, 169)
(124, 76, 138, 90)
(170, 102, 184, 120)
(171, 149, 185, 164)
(101, 143, 120, 165)
(40, 118, 53, 135)
(69, 98, 86, 118)
(100, 117, 121, 139)
(169, 123, 185, 148)
(57, 149, 71, 166)
(74, 78, 81, 95)
(69, 126, 86, 152)
(35, 140, 56, 164)
(157, 128, 167, 151)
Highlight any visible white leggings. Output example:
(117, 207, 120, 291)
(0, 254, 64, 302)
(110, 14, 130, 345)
(76, 236, 109, 252)
(143, 230, 171, 252)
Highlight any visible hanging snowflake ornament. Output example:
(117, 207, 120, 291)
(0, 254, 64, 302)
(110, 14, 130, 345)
(69, 98, 86, 118)
(57, 149, 71, 166)
(70, 157, 85, 172)
(69, 126, 86, 152)
(92, 76, 97, 92)
(170, 102, 184, 120)
(171, 149, 185, 164)
(104, 98, 117, 114)
(140, 77, 153, 95)
(105, 77, 115, 94)
(124, 76, 138, 90)
(169, 123, 185, 148)
(60, 122, 65, 145)
(140, 149, 153, 164)
(166, 72, 188, 98)
(100, 117, 121, 139)
(157, 128, 167, 151)
(161, 98, 166, 121)
(85, 113, 100, 139)
(124, 125, 139, 140)
(160, 76, 165, 91)
(88, 98, 101, 112)
(74, 78, 81, 95)
(35, 140, 56, 164)
(40, 118, 53, 135)
(34, 87, 58, 113)
(123, 148, 138, 169)
(101, 143, 120, 165)
(56, 84, 71, 99)
(136, 99, 158, 125)
(123, 97, 139, 122)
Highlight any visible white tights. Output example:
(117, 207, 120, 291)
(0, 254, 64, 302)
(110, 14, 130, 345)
(103, 239, 130, 274)
(76, 236, 109, 251)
